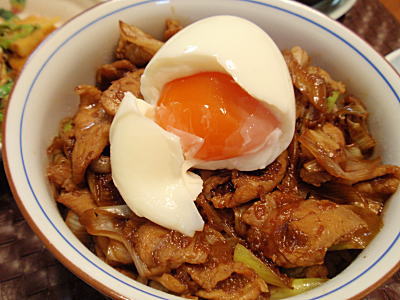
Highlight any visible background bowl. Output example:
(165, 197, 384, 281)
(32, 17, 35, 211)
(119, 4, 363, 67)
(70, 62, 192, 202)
(3, 0, 400, 299)
(0, 0, 99, 22)
(0, 0, 100, 156)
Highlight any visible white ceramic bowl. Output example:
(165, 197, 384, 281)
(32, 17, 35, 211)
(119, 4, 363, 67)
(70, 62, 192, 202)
(386, 48, 400, 73)
(3, 0, 400, 299)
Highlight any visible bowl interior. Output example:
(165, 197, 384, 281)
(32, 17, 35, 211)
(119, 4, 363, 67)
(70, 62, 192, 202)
(4, 0, 400, 299)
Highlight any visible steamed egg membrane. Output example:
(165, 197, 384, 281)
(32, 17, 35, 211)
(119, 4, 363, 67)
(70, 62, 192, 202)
(110, 15, 295, 236)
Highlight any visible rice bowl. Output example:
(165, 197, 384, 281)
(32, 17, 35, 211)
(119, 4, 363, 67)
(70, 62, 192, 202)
(3, 0, 400, 299)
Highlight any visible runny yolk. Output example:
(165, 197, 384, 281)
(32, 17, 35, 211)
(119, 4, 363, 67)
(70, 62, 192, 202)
(155, 72, 279, 161)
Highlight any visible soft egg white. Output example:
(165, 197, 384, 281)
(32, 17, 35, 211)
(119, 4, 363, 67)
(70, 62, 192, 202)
(110, 93, 204, 237)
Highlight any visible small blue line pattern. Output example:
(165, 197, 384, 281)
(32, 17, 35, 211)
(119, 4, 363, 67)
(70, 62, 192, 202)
(17, 0, 400, 299)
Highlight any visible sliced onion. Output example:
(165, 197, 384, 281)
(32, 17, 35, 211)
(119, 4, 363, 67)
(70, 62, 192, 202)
(65, 210, 90, 246)
(79, 206, 150, 276)
(106, 239, 133, 265)
(79, 208, 126, 242)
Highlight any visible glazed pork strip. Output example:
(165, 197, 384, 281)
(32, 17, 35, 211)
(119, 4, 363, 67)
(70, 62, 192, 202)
(115, 21, 164, 67)
(299, 123, 400, 185)
(71, 85, 111, 184)
(47, 137, 76, 193)
(242, 191, 367, 268)
(127, 222, 209, 277)
(87, 171, 123, 206)
(57, 189, 97, 217)
(202, 151, 288, 208)
(96, 59, 136, 90)
(100, 68, 144, 116)
(164, 18, 183, 40)
(94, 236, 133, 266)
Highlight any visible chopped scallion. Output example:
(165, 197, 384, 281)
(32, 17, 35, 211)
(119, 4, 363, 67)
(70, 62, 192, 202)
(327, 90, 340, 112)
(0, 8, 17, 21)
(234, 243, 288, 288)
(0, 79, 13, 98)
(63, 120, 73, 132)
(0, 23, 38, 49)
(270, 278, 327, 299)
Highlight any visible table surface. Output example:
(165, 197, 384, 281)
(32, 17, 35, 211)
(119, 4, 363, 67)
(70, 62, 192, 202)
(1, 0, 400, 299)
(380, 0, 400, 22)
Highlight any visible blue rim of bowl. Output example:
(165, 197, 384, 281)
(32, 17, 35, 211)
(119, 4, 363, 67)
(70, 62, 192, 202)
(16, 0, 400, 299)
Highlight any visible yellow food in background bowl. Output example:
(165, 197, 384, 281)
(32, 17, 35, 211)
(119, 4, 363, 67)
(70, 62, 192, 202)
(7, 15, 59, 71)
(0, 8, 58, 145)
(0, 0, 98, 147)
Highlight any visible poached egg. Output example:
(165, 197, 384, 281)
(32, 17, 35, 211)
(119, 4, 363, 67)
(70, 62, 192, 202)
(110, 15, 295, 236)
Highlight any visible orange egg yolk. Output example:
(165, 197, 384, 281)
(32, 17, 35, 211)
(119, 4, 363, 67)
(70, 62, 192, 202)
(155, 72, 279, 161)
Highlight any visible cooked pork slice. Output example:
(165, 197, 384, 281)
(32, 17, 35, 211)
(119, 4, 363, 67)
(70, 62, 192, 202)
(196, 194, 237, 238)
(71, 85, 111, 184)
(300, 159, 332, 187)
(354, 176, 400, 205)
(100, 69, 144, 116)
(242, 191, 367, 268)
(47, 137, 76, 192)
(283, 48, 328, 113)
(196, 272, 268, 300)
(96, 59, 136, 89)
(204, 152, 288, 208)
(164, 18, 183, 40)
(58, 117, 75, 159)
(202, 172, 231, 195)
(182, 227, 235, 290)
(308, 174, 400, 215)
(75, 84, 102, 106)
(87, 171, 123, 206)
(287, 46, 345, 107)
(89, 155, 111, 174)
(299, 123, 400, 185)
(98, 238, 133, 266)
(130, 223, 209, 277)
(182, 227, 268, 299)
(306, 65, 346, 94)
(152, 273, 189, 294)
(57, 189, 97, 216)
(116, 21, 163, 66)
(185, 262, 251, 291)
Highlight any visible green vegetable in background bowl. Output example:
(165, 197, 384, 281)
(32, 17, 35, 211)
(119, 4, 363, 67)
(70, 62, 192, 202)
(0, 1, 58, 145)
